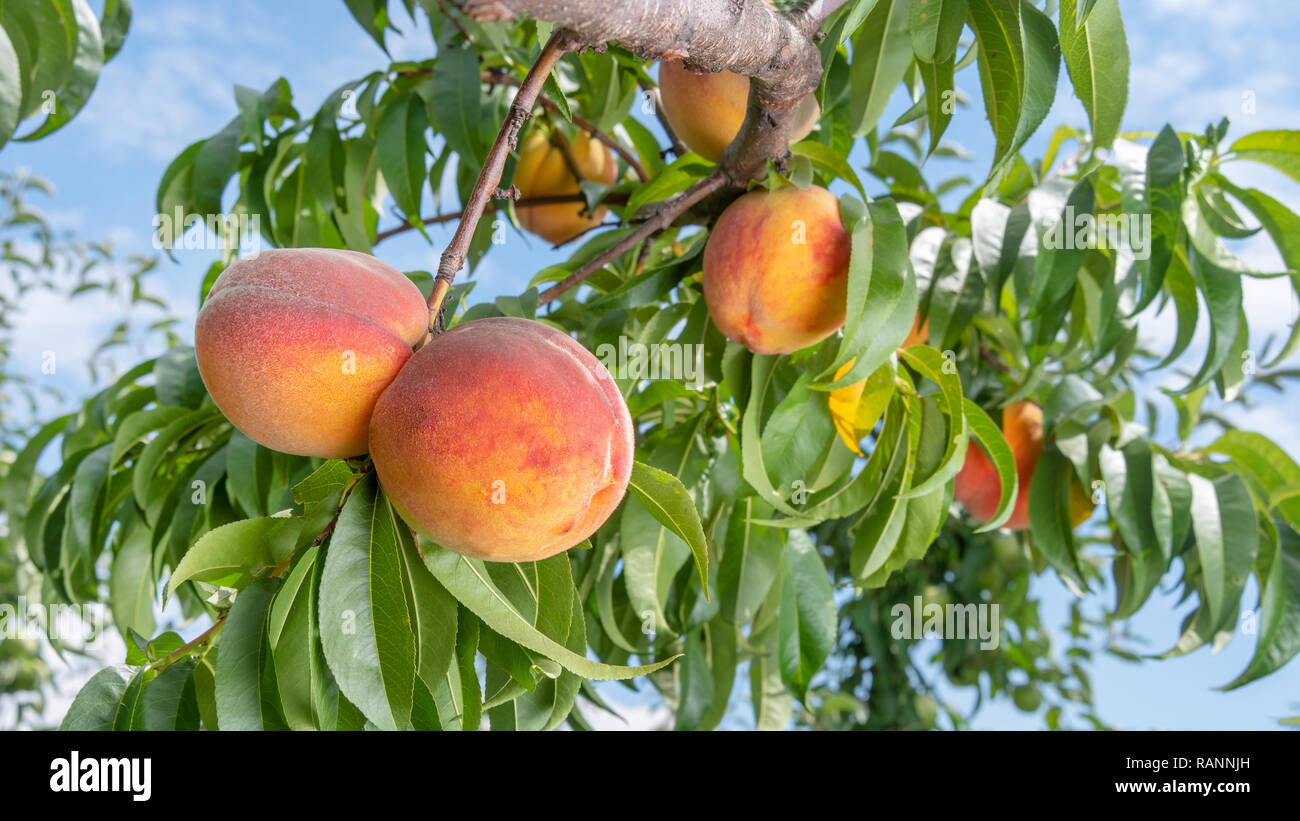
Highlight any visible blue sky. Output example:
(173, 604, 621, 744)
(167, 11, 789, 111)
(4, 0, 1298, 729)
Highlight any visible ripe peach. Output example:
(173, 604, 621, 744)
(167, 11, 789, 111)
(368, 316, 634, 563)
(657, 59, 820, 162)
(702, 185, 851, 355)
(902, 313, 930, 348)
(954, 401, 1044, 531)
(514, 129, 618, 245)
(194, 248, 428, 458)
(954, 401, 1091, 531)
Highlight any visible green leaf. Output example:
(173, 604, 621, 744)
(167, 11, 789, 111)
(153, 345, 206, 408)
(910, 0, 967, 63)
(627, 460, 710, 595)
(291, 459, 356, 510)
(778, 530, 837, 703)
(1, 413, 70, 542)
(167, 516, 302, 601)
(917, 52, 954, 155)
(110, 523, 156, 639)
(59, 666, 134, 730)
(0, 23, 22, 149)
(424, 544, 680, 681)
(17, 0, 103, 141)
(818, 199, 911, 388)
(1228, 129, 1300, 187)
(1211, 178, 1300, 366)
(268, 546, 319, 730)
(1028, 447, 1084, 587)
(99, 0, 130, 62)
(1205, 430, 1300, 534)
(141, 660, 200, 730)
(377, 92, 428, 233)
(719, 497, 785, 624)
(1132, 125, 1184, 313)
(318, 474, 417, 731)
(131, 406, 221, 513)
(623, 153, 712, 219)
(759, 371, 837, 491)
(401, 535, 458, 696)
(789, 140, 867, 201)
(431, 40, 483, 167)
(1058, 0, 1128, 149)
(851, 399, 918, 582)
(1177, 241, 1243, 394)
(191, 119, 241, 216)
(112, 670, 147, 730)
(1189, 473, 1258, 629)
(967, 0, 1025, 170)
(215, 578, 283, 731)
(1099, 440, 1160, 555)
(963, 398, 1018, 531)
(750, 574, 792, 730)
(1007, 4, 1061, 167)
(849, 0, 914, 136)
(4, 0, 77, 122)
(1223, 524, 1300, 689)
(897, 345, 968, 498)
(344, 0, 391, 53)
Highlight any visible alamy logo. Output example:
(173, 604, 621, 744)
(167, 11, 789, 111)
(890, 595, 1001, 650)
(595, 335, 704, 389)
(50, 751, 151, 801)
(1043, 205, 1151, 260)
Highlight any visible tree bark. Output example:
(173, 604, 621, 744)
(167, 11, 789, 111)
(460, 0, 828, 183)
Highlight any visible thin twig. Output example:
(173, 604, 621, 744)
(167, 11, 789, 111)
(979, 346, 1012, 375)
(149, 611, 228, 671)
(434, 0, 474, 43)
(489, 69, 649, 181)
(636, 78, 687, 158)
(430, 30, 576, 326)
(373, 192, 628, 245)
(536, 171, 728, 304)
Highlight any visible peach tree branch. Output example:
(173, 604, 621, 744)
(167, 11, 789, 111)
(486, 68, 650, 181)
(429, 30, 578, 325)
(461, 0, 826, 184)
(536, 171, 727, 304)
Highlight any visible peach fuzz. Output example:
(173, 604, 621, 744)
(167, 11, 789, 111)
(368, 316, 635, 563)
(702, 184, 851, 355)
(514, 129, 618, 245)
(657, 59, 820, 162)
(194, 248, 428, 458)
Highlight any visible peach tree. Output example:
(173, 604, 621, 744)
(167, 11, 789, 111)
(2, 0, 1299, 730)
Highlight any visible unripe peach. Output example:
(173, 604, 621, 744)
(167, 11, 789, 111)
(514, 129, 618, 245)
(194, 248, 428, 458)
(368, 316, 634, 563)
(702, 185, 850, 355)
(955, 401, 1051, 531)
(658, 59, 820, 162)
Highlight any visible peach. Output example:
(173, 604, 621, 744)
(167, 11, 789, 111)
(514, 129, 618, 245)
(902, 313, 930, 348)
(194, 248, 428, 458)
(368, 316, 634, 563)
(657, 59, 820, 162)
(702, 185, 851, 355)
(954, 400, 1092, 531)
(954, 401, 1044, 531)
